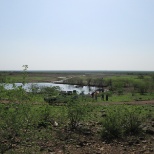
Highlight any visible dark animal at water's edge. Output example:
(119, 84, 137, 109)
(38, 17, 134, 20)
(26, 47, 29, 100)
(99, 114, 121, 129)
(60, 90, 74, 95)
(91, 88, 104, 98)
(96, 88, 104, 92)
(91, 91, 99, 100)
(67, 91, 73, 95)
(60, 91, 67, 95)
(91, 88, 109, 101)
(73, 90, 77, 94)
(106, 94, 108, 101)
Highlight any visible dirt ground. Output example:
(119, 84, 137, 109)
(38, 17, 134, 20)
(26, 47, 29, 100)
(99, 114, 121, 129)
(40, 100, 154, 154)
(95, 100, 154, 106)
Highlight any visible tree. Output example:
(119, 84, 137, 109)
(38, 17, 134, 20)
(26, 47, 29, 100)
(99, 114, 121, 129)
(22, 65, 28, 85)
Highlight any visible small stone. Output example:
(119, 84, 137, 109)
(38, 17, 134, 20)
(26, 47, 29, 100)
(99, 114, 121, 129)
(142, 140, 147, 143)
(100, 147, 104, 151)
(76, 145, 81, 148)
(53, 121, 58, 127)
(143, 145, 147, 149)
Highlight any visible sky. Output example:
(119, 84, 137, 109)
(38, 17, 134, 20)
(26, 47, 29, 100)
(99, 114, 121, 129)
(0, 0, 154, 71)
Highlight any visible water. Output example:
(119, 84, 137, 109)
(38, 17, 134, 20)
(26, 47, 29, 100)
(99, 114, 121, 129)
(3, 83, 99, 94)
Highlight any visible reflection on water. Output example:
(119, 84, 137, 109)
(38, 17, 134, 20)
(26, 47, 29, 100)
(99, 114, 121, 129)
(4, 83, 99, 94)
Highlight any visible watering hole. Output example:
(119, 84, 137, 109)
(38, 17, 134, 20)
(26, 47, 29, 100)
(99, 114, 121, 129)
(4, 82, 100, 94)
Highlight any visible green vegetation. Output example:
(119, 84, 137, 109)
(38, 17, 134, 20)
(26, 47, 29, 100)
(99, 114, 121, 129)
(63, 72, 154, 102)
(101, 105, 146, 140)
(0, 97, 153, 153)
(0, 70, 154, 153)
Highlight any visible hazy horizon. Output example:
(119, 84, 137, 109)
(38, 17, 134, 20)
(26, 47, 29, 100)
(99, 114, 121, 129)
(0, 0, 154, 71)
(0, 70, 154, 73)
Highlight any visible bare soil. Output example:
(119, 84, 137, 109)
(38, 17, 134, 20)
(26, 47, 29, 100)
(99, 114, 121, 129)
(95, 100, 154, 106)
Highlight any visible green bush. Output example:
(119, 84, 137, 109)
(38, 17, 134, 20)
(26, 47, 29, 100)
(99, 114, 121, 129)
(101, 106, 143, 141)
(122, 111, 142, 135)
(67, 99, 87, 130)
(101, 108, 122, 140)
(0, 103, 35, 153)
(37, 105, 52, 129)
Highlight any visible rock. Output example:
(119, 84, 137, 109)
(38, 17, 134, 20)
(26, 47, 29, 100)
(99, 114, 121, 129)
(99, 147, 104, 151)
(81, 128, 92, 135)
(142, 140, 147, 143)
(76, 145, 81, 148)
(83, 131, 91, 135)
(78, 140, 88, 147)
(143, 145, 147, 149)
(53, 121, 58, 127)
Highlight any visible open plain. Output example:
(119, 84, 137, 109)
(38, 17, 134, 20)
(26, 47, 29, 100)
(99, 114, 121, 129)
(0, 71, 154, 154)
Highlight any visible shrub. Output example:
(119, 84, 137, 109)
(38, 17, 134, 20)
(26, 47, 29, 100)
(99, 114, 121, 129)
(67, 99, 87, 130)
(101, 106, 143, 141)
(37, 105, 52, 129)
(122, 111, 142, 135)
(0, 103, 35, 153)
(117, 88, 124, 95)
(101, 108, 122, 140)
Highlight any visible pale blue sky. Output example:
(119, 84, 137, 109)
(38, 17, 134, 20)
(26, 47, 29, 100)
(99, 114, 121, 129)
(0, 0, 154, 71)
